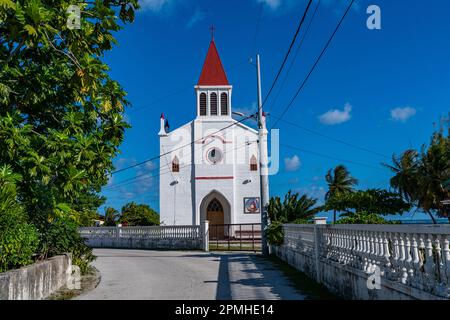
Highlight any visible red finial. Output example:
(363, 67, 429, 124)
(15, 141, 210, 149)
(161, 113, 165, 119)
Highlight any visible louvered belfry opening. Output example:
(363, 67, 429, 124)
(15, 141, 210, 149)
(221, 92, 228, 115)
(200, 93, 207, 116)
(172, 156, 179, 172)
(210, 93, 218, 115)
(250, 155, 258, 171)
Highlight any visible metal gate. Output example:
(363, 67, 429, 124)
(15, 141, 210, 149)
(208, 223, 261, 252)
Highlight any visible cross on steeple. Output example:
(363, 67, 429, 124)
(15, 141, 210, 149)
(209, 25, 216, 40)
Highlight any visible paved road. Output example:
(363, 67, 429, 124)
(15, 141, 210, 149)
(76, 249, 307, 300)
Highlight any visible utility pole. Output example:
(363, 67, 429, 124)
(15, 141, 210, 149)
(256, 54, 270, 256)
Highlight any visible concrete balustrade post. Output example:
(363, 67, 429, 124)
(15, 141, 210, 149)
(202, 220, 209, 252)
(313, 217, 326, 282)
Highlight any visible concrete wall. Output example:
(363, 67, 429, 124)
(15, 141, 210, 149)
(272, 245, 446, 300)
(85, 237, 203, 250)
(271, 223, 450, 300)
(0, 254, 72, 300)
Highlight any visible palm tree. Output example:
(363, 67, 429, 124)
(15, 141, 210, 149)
(104, 207, 119, 226)
(383, 150, 420, 203)
(268, 191, 321, 223)
(325, 165, 358, 223)
(384, 141, 450, 223)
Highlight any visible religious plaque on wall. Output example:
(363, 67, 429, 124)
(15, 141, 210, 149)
(243, 197, 260, 214)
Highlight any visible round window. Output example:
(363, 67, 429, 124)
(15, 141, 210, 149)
(207, 148, 222, 164)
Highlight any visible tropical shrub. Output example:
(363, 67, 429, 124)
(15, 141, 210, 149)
(325, 189, 411, 224)
(267, 191, 321, 245)
(268, 191, 321, 223)
(0, 166, 39, 272)
(39, 216, 94, 274)
(0, 212, 39, 273)
(336, 212, 390, 224)
(267, 220, 284, 246)
(119, 202, 159, 226)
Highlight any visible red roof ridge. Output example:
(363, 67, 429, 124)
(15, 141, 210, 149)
(197, 39, 229, 86)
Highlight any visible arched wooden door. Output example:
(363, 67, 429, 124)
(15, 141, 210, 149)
(207, 198, 225, 239)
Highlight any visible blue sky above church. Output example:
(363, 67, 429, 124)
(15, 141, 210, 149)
(101, 0, 450, 221)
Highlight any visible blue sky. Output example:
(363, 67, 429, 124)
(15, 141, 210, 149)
(100, 0, 450, 221)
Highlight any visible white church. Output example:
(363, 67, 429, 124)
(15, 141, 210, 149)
(158, 37, 262, 229)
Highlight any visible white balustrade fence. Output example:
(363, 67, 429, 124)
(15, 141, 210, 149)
(79, 224, 208, 251)
(275, 224, 450, 300)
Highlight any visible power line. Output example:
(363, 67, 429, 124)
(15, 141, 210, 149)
(280, 143, 385, 171)
(269, 113, 390, 159)
(111, 113, 255, 175)
(125, 60, 249, 115)
(104, 139, 258, 192)
(260, 0, 314, 111)
(271, 0, 355, 129)
(266, 0, 321, 114)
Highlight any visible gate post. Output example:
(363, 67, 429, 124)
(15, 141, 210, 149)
(202, 220, 209, 252)
(313, 217, 326, 282)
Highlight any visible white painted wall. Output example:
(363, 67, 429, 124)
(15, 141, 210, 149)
(159, 116, 261, 226)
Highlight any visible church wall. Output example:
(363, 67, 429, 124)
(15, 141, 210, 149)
(232, 124, 261, 225)
(159, 122, 195, 226)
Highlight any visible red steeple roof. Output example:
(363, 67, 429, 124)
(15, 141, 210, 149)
(197, 39, 229, 86)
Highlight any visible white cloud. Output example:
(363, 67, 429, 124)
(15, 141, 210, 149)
(284, 155, 301, 172)
(139, 0, 173, 12)
(293, 184, 326, 203)
(390, 107, 416, 122)
(257, 0, 281, 10)
(318, 103, 352, 125)
(186, 8, 206, 29)
(234, 101, 257, 116)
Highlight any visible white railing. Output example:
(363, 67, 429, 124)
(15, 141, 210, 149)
(282, 224, 450, 298)
(79, 225, 202, 240)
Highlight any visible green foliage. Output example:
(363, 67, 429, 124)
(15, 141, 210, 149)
(325, 189, 411, 224)
(39, 216, 94, 274)
(0, 165, 39, 272)
(119, 202, 159, 226)
(384, 115, 450, 221)
(325, 165, 358, 223)
(104, 206, 119, 226)
(0, 1, 139, 271)
(0, 1, 137, 217)
(336, 212, 392, 224)
(267, 220, 284, 246)
(267, 191, 321, 245)
(268, 191, 321, 224)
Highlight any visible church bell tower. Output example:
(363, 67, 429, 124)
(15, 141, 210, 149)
(194, 36, 232, 119)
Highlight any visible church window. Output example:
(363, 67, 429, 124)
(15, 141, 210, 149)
(207, 147, 222, 164)
(210, 93, 218, 115)
(207, 198, 223, 212)
(250, 155, 258, 171)
(221, 93, 228, 115)
(172, 156, 179, 172)
(200, 93, 207, 116)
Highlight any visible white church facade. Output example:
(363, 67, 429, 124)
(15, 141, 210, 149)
(158, 37, 262, 228)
